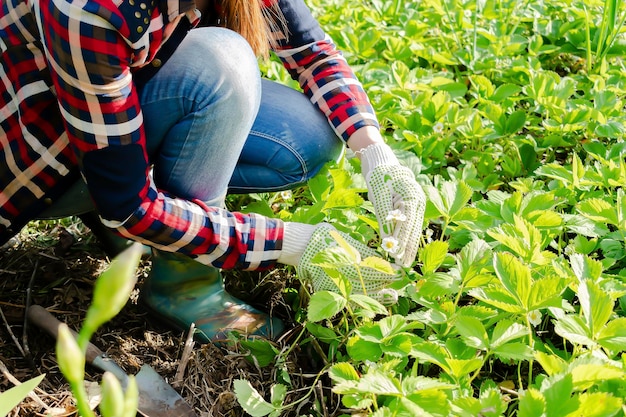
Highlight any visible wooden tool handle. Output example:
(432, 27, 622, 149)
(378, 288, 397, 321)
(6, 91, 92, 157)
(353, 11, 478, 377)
(27, 305, 104, 363)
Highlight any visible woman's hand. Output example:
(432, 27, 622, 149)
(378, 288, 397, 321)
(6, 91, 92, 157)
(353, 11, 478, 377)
(349, 127, 426, 268)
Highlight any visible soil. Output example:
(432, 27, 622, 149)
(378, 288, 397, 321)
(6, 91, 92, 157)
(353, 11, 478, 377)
(0, 219, 336, 416)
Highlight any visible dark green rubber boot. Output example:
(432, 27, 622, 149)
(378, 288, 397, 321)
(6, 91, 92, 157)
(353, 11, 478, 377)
(141, 249, 284, 342)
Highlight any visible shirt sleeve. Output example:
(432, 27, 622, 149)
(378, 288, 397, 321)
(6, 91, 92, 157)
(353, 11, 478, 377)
(271, 0, 380, 141)
(40, 0, 284, 270)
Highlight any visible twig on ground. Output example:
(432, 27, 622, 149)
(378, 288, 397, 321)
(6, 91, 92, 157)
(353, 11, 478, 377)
(22, 259, 40, 363)
(0, 306, 26, 358)
(0, 358, 49, 410)
(173, 322, 195, 388)
(317, 379, 328, 417)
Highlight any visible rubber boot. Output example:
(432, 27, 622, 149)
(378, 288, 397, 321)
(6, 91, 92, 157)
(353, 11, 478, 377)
(141, 249, 284, 342)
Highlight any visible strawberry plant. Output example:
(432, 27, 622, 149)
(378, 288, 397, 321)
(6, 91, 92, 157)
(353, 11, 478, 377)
(242, 0, 626, 416)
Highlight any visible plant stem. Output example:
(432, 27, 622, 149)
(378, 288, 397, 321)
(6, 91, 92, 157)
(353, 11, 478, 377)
(70, 381, 96, 417)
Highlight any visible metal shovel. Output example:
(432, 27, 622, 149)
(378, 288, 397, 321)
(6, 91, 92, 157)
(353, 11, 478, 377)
(27, 305, 197, 417)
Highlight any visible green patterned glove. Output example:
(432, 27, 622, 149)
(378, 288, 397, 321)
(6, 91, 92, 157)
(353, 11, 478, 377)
(359, 143, 426, 267)
(293, 224, 400, 304)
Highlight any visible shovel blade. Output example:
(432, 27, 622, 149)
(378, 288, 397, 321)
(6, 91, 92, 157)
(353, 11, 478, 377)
(135, 365, 197, 417)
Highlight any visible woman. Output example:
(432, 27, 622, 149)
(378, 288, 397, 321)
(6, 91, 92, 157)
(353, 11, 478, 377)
(0, 0, 425, 341)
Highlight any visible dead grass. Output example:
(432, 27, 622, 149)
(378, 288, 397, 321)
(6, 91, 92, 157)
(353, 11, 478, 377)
(0, 218, 336, 416)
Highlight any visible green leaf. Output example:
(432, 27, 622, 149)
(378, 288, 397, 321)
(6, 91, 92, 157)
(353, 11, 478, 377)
(490, 83, 522, 103)
(505, 110, 526, 135)
(311, 246, 356, 269)
(346, 335, 383, 362)
(350, 294, 389, 315)
(361, 256, 396, 275)
(239, 339, 278, 368)
(597, 317, 626, 352)
(534, 351, 567, 376)
(553, 315, 594, 347)
(469, 286, 525, 313)
(570, 253, 603, 281)
(493, 252, 531, 309)
(307, 291, 346, 322)
(0, 374, 46, 417)
(492, 343, 534, 361)
(572, 392, 623, 417)
(527, 277, 569, 310)
(305, 322, 340, 344)
(577, 198, 619, 226)
(234, 379, 277, 417)
(357, 370, 402, 396)
(328, 362, 360, 384)
(490, 320, 528, 349)
(570, 363, 625, 391)
(324, 188, 364, 210)
(454, 316, 489, 350)
(270, 384, 287, 408)
(419, 240, 449, 275)
(578, 280, 613, 335)
(444, 358, 484, 380)
(518, 388, 546, 417)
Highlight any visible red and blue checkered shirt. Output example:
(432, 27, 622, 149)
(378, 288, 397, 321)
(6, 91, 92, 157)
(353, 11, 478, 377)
(0, 0, 378, 269)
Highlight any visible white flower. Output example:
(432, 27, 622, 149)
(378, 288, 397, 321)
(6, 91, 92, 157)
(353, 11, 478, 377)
(433, 122, 444, 134)
(381, 237, 400, 254)
(528, 310, 542, 327)
(280, 190, 292, 200)
(386, 209, 407, 222)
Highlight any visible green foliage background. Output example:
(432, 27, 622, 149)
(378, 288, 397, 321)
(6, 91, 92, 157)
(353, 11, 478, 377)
(241, 0, 626, 416)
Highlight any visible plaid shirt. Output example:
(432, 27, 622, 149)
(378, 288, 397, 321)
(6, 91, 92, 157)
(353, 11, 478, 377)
(0, 0, 378, 269)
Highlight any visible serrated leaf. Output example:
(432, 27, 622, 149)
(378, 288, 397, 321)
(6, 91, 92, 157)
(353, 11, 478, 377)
(518, 388, 546, 417)
(347, 335, 383, 362)
(493, 252, 530, 308)
(578, 280, 613, 335)
(328, 362, 360, 383)
(492, 342, 534, 361)
(308, 291, 346, 322)
(419, 240, 449, 275)
(528, 277, 569, 310)
(573, 392, 623, 417)
(361, 256, 396, 275)
(597, 317, 626, 351)
(358, 370, 402, 395)
(534, 351, 567, 376)
(490, 320, 528, 349)
(570, 253, 603, 281)
(350, 294, 389, 315)
(553, 315, 594, 347)
(577, 198, 619, 226)
(305, 322, 340, 344)
(469, 287, 525, 313)
(311, 246, 356, 269)
(454, 316, 489, 350)
(444, 358, 484, 380)
(570, 364, 625, 390)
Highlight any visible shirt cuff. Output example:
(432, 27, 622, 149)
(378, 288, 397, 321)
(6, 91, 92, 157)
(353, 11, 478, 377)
(277, 222, 319, 266)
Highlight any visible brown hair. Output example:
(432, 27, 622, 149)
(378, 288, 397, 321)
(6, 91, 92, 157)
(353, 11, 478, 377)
(219, 0, 287, 58)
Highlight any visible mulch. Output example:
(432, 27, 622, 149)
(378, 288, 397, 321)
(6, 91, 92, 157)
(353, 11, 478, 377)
(0, 220, 335, 416)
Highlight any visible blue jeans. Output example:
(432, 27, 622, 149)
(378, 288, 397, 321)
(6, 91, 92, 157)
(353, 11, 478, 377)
(40, 27, 343, 217)
(139, 26, 343, 207)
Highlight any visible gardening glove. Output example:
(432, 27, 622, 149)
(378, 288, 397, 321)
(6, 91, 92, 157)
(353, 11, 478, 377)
(278, 222, 400, 305)
(358, 143, 426, 267)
